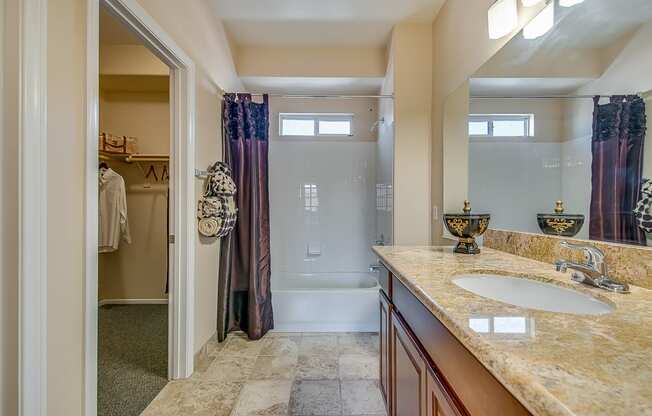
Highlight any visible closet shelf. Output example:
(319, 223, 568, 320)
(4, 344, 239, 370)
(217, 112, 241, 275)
(99, 151, 169, 163)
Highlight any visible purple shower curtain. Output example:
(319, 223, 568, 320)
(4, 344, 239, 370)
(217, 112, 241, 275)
(590, 95, 647, 245)
(217, 93, 273, 341)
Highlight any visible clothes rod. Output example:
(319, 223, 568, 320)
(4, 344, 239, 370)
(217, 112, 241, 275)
(232, 93, 394, 99)
(470, 94, 643, 100)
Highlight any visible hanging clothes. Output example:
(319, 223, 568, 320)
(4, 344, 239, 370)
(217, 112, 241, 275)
(99, 167, 131, 253)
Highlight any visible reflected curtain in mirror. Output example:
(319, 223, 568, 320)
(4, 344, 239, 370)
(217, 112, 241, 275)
(218, 93, 273, 341)
(590, 95, 647, 245)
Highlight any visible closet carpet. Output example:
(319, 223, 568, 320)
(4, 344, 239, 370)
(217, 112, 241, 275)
(98, 304, 168, 416)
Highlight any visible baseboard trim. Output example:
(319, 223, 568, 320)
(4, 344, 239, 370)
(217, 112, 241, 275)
(98, 298, 169, 306)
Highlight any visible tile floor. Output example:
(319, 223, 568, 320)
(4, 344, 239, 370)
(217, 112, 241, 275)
(142, 332, 386, 416)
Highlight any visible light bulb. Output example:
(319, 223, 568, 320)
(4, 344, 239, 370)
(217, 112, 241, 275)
(521, 0, 544, 6)
(523, 1, 554, 39)
(488, 0, 518, 40)
(559, 0, 584, 6)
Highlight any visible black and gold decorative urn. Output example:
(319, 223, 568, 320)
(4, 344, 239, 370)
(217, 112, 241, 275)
(537, 201, 584, 237)
(443, 201, 491, 255)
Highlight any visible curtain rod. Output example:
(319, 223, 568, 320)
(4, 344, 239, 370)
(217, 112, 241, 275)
(470, 94, 643, 100)
(228, 93, 394, 99)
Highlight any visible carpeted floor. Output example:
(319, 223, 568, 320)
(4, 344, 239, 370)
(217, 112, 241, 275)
(98, 304, 168, 416)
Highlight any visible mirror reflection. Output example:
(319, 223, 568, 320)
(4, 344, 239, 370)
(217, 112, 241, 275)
(463, 0, 652, 246)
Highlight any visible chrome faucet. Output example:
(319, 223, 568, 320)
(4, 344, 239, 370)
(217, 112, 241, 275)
(554, 241, 629, 294)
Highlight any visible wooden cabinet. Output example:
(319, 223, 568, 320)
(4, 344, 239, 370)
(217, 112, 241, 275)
(379, 291, 391, 409)
(390, 310, 427, 416)
(377, 263, 531, 416)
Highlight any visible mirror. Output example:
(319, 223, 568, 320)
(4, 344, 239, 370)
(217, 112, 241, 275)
(444, 0, 652, 247)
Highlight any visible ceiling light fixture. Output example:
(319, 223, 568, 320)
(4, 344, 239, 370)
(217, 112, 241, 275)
(523, 1, 554, 39)
(521, 0, 545, 6)
(559, 0, 584, 7)
(488, 0, 518, 40)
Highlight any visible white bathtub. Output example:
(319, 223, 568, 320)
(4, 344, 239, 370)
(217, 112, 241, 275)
(271, 272, 380, 332)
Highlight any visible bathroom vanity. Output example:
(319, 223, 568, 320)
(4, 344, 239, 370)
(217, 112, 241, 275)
(374, 245, 652, 416)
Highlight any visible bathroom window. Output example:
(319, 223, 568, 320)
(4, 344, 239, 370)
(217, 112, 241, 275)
(280, 113, 353, 137)
(468, 114, 534, 137)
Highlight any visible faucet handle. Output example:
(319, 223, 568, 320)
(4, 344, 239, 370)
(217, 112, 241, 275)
(559, 241, 606, 273)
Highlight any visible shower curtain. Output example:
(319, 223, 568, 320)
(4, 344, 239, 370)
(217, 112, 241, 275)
(590, 95, 647, 245)
(217, 93, 273, 341)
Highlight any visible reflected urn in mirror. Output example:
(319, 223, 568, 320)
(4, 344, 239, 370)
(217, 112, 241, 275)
(444, 201, 491, 255)
(537, 201, 585, 237)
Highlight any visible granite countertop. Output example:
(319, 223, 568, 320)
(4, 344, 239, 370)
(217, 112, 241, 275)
(372, 245, 652, 416)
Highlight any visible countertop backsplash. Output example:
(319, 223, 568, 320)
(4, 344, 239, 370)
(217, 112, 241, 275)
(484, 228, 652, 290)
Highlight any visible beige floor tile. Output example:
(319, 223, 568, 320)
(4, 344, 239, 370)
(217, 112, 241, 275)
(339, 354, 379, 380)
(250, 354, 298, 380)
(232, 380, 293, 416)
(221, 333, 267, 357)
(341, 380, 386, 415)
(198, 355, 257, 382)
(289, 379, 342, 415)
(260, 336, 301, 356)
(338, 333, 379, 356)
(299, 335, 338, 357)
(296, 354, 339, 380)
(142, 380, 243, 416)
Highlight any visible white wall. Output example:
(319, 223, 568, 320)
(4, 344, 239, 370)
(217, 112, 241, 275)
(269, 97, 377, 284)
(470, 141, 562, 233)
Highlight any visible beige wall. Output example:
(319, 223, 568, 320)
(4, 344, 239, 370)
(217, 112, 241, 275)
(41, 0, 242, 414)
(47, 0, 86, 414)
(236, 46, 386, 78)
(430, 0, 545, 243)
(100, 44, 168, 76)
(98, 88, 170, 301)
(1, 0, 19, 414)
(391, 23, 433, 245)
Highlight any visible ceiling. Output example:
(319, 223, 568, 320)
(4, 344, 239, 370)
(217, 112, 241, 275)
(241, 76, 384, 95)
(470, 78, 595, 97)
(210, 0, 446, 47)
(100, 7, 142, 45)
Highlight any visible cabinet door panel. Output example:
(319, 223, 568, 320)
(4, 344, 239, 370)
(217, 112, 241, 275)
(427, 368, 464, 416)
(391, 311, 426, 416)
(379, 292, 391, 410)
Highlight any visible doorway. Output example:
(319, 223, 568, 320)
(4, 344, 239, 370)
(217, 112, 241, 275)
(97, 6, 171, 414)
(85, 0, 196, 415)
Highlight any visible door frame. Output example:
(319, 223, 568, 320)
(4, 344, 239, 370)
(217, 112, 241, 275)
(18, 0, 48, 414)
(84, 0, 196, 414)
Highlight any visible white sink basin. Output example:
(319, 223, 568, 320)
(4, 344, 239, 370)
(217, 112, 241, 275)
(453, 274, 614, 315)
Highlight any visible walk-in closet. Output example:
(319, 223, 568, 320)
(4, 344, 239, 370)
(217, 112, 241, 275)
(97, 7, 171, 415)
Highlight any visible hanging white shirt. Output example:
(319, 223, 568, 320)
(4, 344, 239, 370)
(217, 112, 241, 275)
(99, 168, 131, 253)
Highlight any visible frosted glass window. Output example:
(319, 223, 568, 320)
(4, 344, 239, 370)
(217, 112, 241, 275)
(318, 120, 351, 136)
(281, 118, 315, 136)
(280, 113, 353, 137)
(469, 121, 489, 136)
(469, 114, 534, 137)
(493, 120, 526, 136)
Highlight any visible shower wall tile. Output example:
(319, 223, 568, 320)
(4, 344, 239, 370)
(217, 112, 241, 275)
(269, 140, 376, 283)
